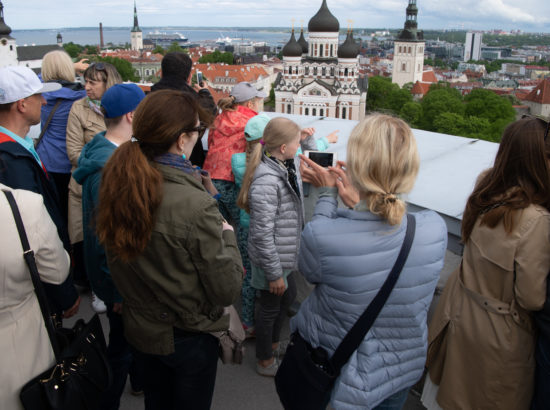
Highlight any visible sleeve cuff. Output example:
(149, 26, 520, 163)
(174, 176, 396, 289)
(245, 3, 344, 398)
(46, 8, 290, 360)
(319, 186, 338, 198)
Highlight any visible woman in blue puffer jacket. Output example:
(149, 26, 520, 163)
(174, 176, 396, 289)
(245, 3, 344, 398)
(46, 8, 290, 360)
(36, 50, 86, 223)
(293, 113, 447, 410)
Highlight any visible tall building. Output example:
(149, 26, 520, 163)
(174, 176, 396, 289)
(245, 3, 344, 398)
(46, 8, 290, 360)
(274, 0, 367, 121)
(392, 0, 425, 88)
(0, 1, 17, 68)
(464, 32, 482, 62)
(130, 1, 143, 51)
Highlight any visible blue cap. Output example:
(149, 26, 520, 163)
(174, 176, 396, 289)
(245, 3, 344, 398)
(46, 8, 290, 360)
(101, 83, 145, 119)
(244, 114, 270, 141)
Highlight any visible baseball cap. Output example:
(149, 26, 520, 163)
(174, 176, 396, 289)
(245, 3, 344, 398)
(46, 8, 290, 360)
(101, 83, 145, 119)
(244, 114, 271, 141)
(230, 82, 267, 103)
(0, 66, 61, 104)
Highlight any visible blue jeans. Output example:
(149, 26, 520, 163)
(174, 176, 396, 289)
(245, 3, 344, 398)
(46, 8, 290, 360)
(136, 331, 219, 410)
(100, 305, 144, 410)
(532, 333, 550, 410)
(373, 388, 410, 410)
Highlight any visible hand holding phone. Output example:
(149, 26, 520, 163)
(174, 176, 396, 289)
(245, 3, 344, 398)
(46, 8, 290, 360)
(197, 70, 204, 87)
(304, 150, 337, 168)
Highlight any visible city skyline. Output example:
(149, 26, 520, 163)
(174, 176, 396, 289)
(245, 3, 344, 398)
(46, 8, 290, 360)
(5, 0, 550, 33)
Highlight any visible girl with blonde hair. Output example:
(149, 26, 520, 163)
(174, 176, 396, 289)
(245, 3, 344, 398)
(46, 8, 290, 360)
(290, 113, 447, 409)
(237, 116, 317, 376)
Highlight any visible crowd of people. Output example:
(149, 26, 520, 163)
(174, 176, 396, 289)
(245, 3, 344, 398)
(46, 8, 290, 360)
(0, 49, 548, 410)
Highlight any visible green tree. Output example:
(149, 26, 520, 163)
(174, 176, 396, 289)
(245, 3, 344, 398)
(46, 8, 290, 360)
(63, 42, 84, 59)
(199, 50, 234, 65)
(399, 101, 422, 126)
(167, 42, 187, 54)
(418, 87, 464, 131)
(93, 56, 140, 82)
(152, 45, 166, 55)
(386, 88, 413, 114)
(464, 89, 516, 123)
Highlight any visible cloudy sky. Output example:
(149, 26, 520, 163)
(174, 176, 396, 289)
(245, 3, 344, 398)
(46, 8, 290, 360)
(4, 0, 550, 32)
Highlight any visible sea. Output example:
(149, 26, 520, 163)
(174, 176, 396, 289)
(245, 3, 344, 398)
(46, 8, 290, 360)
(11, 27, 296, 48)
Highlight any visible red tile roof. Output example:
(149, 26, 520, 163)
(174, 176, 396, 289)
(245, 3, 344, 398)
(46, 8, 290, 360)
(411, 81, 431, 96)
(524, 78, 550, 104)
(422, 70, 437, 83)
(192, 63, 268, 84)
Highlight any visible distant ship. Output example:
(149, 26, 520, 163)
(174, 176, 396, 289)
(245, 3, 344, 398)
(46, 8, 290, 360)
(147, 31, 188, 48)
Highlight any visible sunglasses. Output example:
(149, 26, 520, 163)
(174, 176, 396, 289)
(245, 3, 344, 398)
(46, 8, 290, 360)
(90, 62, 106, 71)
(522, 114, 550, 141)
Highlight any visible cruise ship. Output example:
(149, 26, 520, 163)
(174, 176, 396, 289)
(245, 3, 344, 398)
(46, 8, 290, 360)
(147, 31, 188, 48)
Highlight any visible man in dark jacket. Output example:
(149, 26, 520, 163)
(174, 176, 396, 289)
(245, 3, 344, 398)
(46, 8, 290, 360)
(0, 66, 80, 317)
(151, 51, 216, 167)
(73, 83, 146, 409)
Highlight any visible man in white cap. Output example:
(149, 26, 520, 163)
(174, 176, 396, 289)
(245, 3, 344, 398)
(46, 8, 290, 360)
(0, 65, 80, 318)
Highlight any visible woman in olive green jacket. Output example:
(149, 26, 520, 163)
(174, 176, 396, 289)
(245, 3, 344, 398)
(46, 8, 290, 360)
(96, 90, 243, 410)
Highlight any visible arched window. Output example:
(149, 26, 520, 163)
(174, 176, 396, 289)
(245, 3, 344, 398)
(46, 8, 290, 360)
(325, 44, 329, 56)
(305, 66, 309, 75)
(313, 67, 318, 76)
(287, 104, 291, 114)
(399, 46, 402, 53)
(312, 108, 317, 116)
(319, 44, 323, 57)
(320, 109, 324, 116)
(305, 107, 309, 115)
(342, 107, 347, 119)
(344, 68, 348, 76)
(322, 67, 326, 76)
(330, 67, 335, 76)
(408, 46, 411, 53)
(314, 44, 318, 56)
(330, 44, 333, 56)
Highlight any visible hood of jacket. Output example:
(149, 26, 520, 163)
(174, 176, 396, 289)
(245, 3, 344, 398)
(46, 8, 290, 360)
(73, 132, 116, 185)
(44, 81, 86, 103)
(212, 105, 258, 138)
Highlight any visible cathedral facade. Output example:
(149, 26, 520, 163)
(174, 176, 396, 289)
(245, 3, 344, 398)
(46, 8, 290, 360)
(274, 0, 367, 121)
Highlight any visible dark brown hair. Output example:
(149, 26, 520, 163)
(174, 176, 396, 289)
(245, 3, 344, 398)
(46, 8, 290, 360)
(462, 117, 550, 242)
(96, 90, 211, 261)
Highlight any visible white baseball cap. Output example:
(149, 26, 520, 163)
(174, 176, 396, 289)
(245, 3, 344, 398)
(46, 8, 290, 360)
(0, 66, 62, 104)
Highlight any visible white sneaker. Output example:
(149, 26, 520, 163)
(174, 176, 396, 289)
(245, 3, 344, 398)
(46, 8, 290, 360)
(91, 292, 107, 313)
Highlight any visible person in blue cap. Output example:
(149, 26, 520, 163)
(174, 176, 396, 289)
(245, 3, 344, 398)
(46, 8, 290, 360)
(73, 83, 146, 409)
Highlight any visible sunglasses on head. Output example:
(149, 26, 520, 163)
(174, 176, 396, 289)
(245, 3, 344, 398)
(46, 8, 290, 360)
(90, 62, 106, 71)
(522, 114, 550, 141)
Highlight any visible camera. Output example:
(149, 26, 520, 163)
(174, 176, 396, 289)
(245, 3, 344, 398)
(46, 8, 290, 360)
(304, 150, 337, 168)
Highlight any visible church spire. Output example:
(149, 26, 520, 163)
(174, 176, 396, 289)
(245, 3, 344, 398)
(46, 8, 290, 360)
(132, 1, 141, 33)
(397, 0, 423, 41)
(0, 1, 13, 38)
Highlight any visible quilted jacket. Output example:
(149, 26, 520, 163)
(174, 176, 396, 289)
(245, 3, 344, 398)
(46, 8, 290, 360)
(291, 193, 447, 409)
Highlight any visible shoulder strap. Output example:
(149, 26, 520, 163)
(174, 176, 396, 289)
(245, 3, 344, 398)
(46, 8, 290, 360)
(2, 189, 61, 359)
(330, 213, 416, 372)
(35, 99, 62, 149)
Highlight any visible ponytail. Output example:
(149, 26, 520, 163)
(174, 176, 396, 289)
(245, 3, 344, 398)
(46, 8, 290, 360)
(364, 192, 407, 226)
(237, 142, 263, 213)
(217, 96, 237, 111)
(96, 141, 163, 262)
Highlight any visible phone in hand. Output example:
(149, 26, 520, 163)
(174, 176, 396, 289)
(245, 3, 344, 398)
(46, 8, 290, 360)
(304, 150, 337, 168)
(197, 70, 204, 87)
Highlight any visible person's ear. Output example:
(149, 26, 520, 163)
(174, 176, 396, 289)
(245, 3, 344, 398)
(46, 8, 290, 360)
(280, 143, 287, 155)
(126, 111, 134, 123)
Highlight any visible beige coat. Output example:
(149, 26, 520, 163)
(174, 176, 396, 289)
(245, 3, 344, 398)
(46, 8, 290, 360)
(0, 184, 70, 410)
(66, 98, 105, 244)
(427, 204, 550, 410)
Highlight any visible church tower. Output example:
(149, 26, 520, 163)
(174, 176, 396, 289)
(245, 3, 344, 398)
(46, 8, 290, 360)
(392, 0, 425, 88)
(0, 1, 18, 68)
(130, 1, 143, 51)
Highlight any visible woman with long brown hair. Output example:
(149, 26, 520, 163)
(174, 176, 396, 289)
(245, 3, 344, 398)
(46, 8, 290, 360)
(96, 90, 243, 410)
(423, 116, 550, 410)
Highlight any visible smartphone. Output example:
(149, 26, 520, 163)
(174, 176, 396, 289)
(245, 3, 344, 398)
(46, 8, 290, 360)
(197, 70, 204, 86)
(305, 150, 337, 168)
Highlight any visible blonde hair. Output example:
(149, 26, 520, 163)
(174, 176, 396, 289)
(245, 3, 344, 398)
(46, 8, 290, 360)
(347, 114, 419, 225)
(237, 117, 300, 212)
(217, 95, 259, 112)
(41, 50, 75, 83)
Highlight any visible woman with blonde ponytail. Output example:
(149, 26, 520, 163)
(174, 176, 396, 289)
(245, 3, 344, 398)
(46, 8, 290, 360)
(95, 90, 243, 410)
(291, 113, 447, 409)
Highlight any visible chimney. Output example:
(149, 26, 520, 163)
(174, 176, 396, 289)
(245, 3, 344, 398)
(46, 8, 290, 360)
(99, 23, 104, 49)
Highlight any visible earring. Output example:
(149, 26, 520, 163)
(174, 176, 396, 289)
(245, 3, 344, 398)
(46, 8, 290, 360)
(182, 153, 187, 160)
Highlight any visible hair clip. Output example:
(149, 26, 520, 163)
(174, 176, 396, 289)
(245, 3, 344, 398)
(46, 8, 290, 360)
(259, 139, 265, 145)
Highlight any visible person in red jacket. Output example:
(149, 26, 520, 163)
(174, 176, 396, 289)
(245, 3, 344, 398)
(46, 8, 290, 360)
(203, 82, 266, 227)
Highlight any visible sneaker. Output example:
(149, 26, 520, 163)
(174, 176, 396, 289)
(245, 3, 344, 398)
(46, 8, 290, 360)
(91, 292, 107, 314)
(256, 359, 279, 377)
(243, 323, 256, 339)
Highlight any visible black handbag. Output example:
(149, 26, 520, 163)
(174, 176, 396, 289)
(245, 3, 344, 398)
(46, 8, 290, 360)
(275, 214, 416, 410)
(2, 190, 112, 410)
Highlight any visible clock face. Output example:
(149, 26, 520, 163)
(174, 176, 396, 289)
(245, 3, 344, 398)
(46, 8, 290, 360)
(1, 39, 7, 46)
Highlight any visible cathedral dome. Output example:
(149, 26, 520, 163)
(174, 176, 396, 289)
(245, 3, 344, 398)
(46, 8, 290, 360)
(297, 29, 308, 54)
(282, 30, 303, 57)
(308, 0, 339, 33)
(0, 1, 12, 37)
(338, 31, 359, 58)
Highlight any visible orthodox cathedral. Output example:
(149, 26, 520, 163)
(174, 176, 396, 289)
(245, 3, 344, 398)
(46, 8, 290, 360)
(274, 0, 368, 121)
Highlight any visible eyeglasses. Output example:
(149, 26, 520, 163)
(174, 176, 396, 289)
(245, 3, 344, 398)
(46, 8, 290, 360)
(188, 123, 208, 138)
(522, 114, 550, 141)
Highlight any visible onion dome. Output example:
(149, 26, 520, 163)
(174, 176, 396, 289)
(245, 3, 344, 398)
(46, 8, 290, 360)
(0, 1, 12, 38)
(282, 30, 303, 57)
(338, 31, 359, 58)
(297, 29, 308, 54)
(308, 0, 339, 33)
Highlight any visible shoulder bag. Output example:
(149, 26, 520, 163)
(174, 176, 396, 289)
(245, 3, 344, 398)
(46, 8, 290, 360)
(34, 99, 62, 149)
(2, 190, 112, 410)
(275, 214, 416, 410)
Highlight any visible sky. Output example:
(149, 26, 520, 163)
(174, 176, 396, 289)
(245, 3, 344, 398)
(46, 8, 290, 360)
(4, 0, 550, 32)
